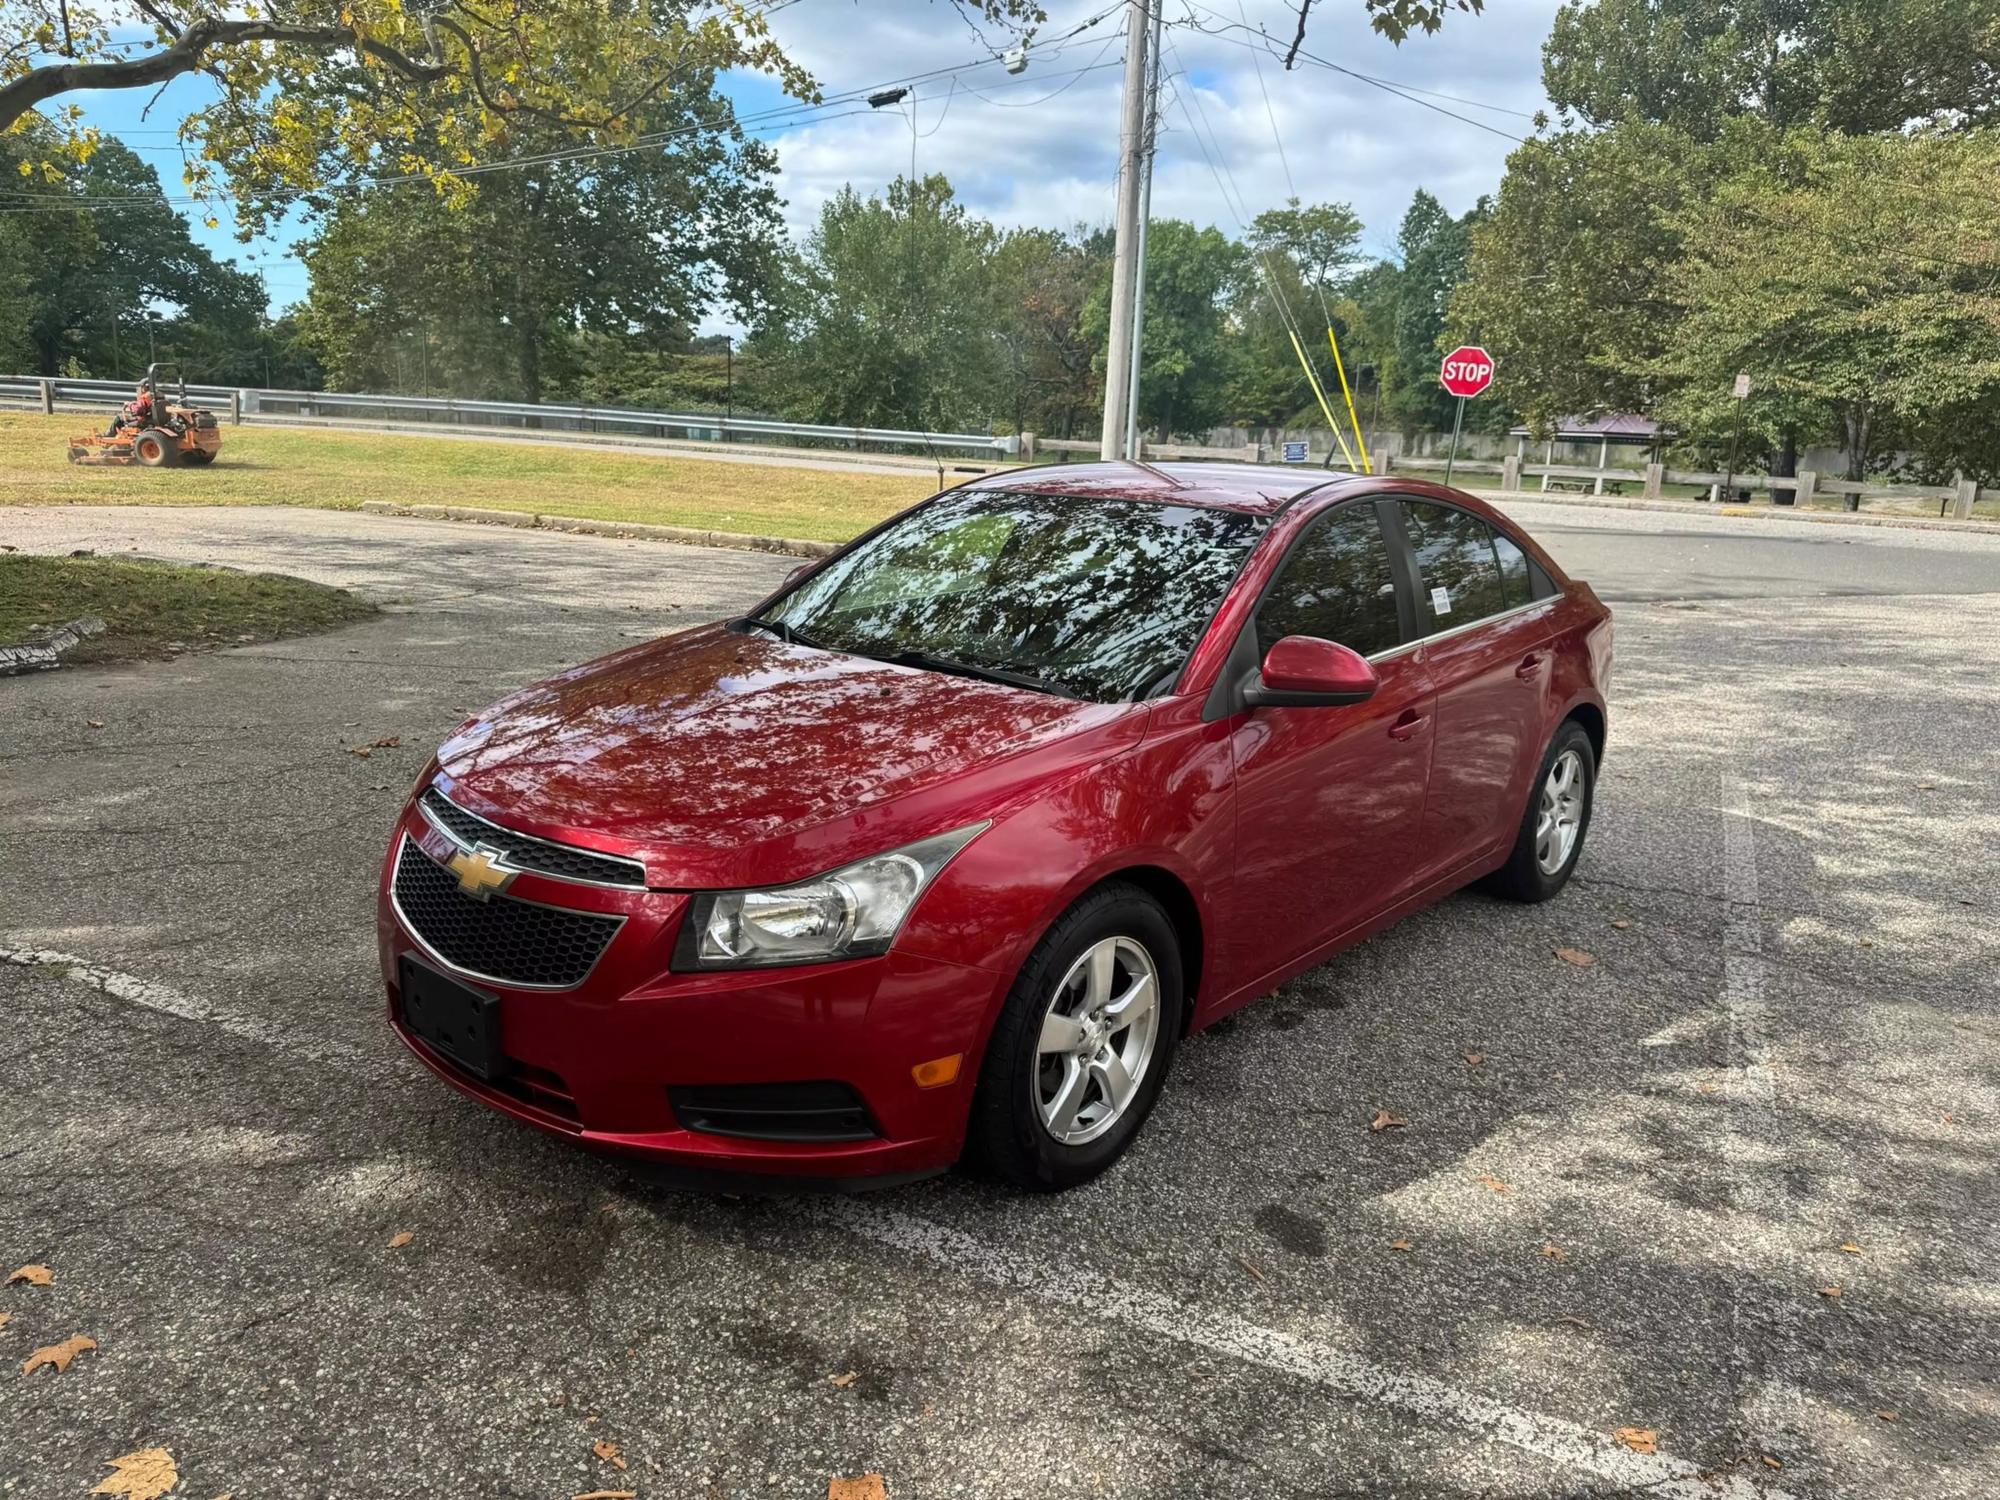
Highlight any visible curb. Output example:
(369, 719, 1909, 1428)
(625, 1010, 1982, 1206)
(1467, 487, 1999, 535)
(0, 615, 105, 676)
(357, 501, 839, 559)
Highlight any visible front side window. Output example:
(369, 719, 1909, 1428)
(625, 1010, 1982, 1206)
(1255, 503, 1403, 658)
(1401, 500, 1506, 629)
(760, 491, 1265, 702)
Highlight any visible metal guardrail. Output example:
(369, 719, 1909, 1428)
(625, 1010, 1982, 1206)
(0, 375, 1021, 459)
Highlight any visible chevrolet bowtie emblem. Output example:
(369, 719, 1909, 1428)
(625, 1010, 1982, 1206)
(447, 842, 518, 901)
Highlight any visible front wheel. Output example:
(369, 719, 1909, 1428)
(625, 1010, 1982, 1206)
(965, 883, 1183, 1191)
(1487, 719, 1596, 902)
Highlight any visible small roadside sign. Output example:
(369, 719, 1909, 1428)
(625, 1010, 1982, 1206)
(1438, 344, 1495, 486)
(1281, 440, 1310, 463)
(1733, 372, 1752, 399)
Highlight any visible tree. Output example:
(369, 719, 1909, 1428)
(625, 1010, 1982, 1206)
(1448, 122, 1713, 430)
(749, 175, 1001, 433)
(1543, 0, 2000, 140)
(0, 127, 268, 378)
(1228, 198, 1366, 427)
(1654, 129, 2000, 482)
(990, 226, 1109, 439)
(1087, 219, 1247, 439)
(297, 72, 779, 402)
(1391, 189, 1486, 430)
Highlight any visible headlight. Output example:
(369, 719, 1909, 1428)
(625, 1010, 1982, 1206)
(675, 823, 989, 970)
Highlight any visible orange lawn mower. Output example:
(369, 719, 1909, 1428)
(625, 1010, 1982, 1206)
(67, 362, 223, 468)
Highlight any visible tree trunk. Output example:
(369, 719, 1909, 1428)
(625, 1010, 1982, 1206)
(1841, 403, 1871, 482)
(1772, 426, 1797, 479)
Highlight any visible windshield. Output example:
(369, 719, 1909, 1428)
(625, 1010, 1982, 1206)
(757, 490, 1265, 702)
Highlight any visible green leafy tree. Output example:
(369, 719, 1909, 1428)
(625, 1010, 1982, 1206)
(1228, 198, 1366, 427)
(298, 83, 779, 402)
(1655, 128, 2000, 481)
(1448, 122, 1714, 430)
(1544, 0, 2000, 139)
(1087, 219, 1248, 440)
(749, 175, 1001, 432)
(1392, 189, 1487, 430)
(989, 226, 1110, 440)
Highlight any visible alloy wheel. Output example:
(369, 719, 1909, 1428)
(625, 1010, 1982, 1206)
(1535, 748, 1586, 875)
(1032, 935, 1160, 1146)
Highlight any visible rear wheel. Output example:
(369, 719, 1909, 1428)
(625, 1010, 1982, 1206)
(1487, 719, 1596, 902)
(132, 429, 178, 468)
(965, 883, 1183, 1191)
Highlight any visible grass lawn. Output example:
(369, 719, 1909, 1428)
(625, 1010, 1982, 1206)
(0, 411, 937, 543)
(0, 553, 378, 665)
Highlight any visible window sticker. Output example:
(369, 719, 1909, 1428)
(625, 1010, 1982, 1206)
(1430, 586, 1452, 616)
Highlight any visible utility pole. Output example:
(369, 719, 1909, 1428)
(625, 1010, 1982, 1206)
(1121, 0, 1165, 462)
(1098, 1, 1154, 461)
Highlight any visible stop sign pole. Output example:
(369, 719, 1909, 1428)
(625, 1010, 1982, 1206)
(1438, 345, 1495, 487)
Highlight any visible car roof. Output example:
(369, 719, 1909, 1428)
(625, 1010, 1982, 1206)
(966, 460, 1367, 517)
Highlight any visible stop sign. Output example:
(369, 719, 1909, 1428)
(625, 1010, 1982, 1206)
(1439, 345, 1495, 399)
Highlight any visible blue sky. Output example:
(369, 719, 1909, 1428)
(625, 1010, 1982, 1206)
(64, 0, 1560, 330)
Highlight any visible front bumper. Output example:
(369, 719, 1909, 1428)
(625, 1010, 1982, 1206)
(376, 806, 1006, 1183)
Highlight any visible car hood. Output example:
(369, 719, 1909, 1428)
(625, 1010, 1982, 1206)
(434, 623, 1144, 889)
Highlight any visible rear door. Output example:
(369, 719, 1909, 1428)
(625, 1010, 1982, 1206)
(1225, 500, 1437, 979)
(1391, 499, 1560, 884)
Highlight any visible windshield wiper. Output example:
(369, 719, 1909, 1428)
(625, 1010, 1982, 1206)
(741, 615, 826, 650)
(870, 648, 1076, 698)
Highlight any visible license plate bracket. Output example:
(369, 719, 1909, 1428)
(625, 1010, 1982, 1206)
(399, 955, 509, 1080)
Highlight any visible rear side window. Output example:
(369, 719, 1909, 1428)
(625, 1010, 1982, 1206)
(1493, 530, 1533, 608)
(1256, 504, 1403, 658)
(1400, 500, 1506, 629)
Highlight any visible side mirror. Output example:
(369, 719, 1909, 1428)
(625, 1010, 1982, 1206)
(1244, 636, 1379, 708)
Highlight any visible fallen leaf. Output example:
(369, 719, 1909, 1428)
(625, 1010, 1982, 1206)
(1474, 1173, 1513, 1194)
(829, 1477, 888, 1500)
(92, 1448, 177, 1499)
(1876, 1409, 1899, 1422)
(1819, 1285, 1842, 1298)
(1541, 1243, 1568, 1261)
(1612, 1427, 1658, 1455)
(1368, 1109, 1408, 1132)
(1858, 938, 1874, 948)
(22, 1333, 96, 1375)
(86, 719, 106, 730)
(1762, 1455, 1783, 1470)
(829, 1370, 860, 1388)
(388, 1231, 414, 1249)
(0, 1312, 8, 1331)
(1697, 1082, 1720, 1094)
(1237, 1254, 1266, 1282)
(1389, 1239, 1413, 1252)
(1463, 1051, 1485, 1067)
(370, 736, 402, 749)
(4, 1263, 47, 1286)
(1553, 946, 1596, 967)
(592, 1439, 627, 1471)
(1839, 1242, 1863, 1255)
(1610, 918, 1631, 930)
(1560, 1315, 1593, 1328)
(1941, 1112, 1954, 1125)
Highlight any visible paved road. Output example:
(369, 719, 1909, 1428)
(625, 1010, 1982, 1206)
(3, 504, 1997, 1500)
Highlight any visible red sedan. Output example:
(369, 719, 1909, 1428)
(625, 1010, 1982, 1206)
(378, 463, 1611, 1191)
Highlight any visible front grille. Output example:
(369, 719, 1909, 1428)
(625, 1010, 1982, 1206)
(393, 839, 622, 988)
(420, 787, 646, 888)
(670, 1081, 877, 1142)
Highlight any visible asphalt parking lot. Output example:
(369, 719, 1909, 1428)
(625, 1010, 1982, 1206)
(4, 501, 1998, 1499)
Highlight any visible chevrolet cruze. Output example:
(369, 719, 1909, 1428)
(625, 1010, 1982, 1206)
(379, 462, 1611, 1190)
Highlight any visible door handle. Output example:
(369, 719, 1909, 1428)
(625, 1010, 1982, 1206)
(1515, 654, 1545, 680)
(1388, 710, 1428, 741)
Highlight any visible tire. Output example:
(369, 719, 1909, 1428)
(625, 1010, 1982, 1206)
(965, 882, 1184, 1191)
(133, 429, 179, 468)
(1487, 718, 1596, 903)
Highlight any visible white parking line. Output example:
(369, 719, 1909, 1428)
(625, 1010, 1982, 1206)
(829, 1200, 1790, 1500)
(2, 947, 371, 1068)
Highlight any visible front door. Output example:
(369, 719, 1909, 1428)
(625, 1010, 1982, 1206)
(1226, 501, 1436, 982)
